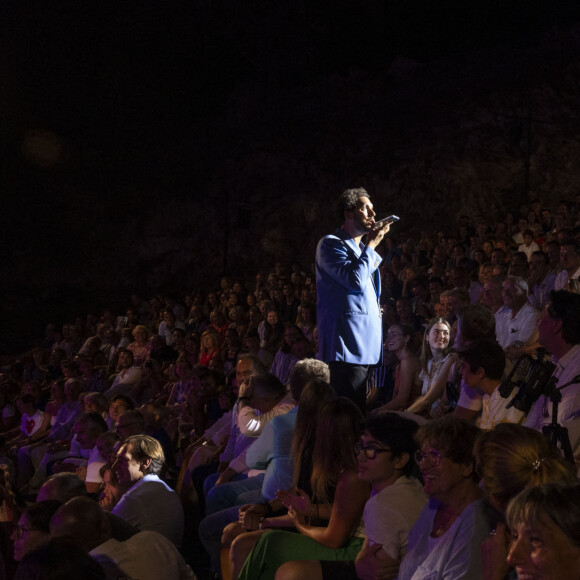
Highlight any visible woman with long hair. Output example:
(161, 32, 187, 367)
(406, 317, 456, 416)
(235, 397, 369, 580)
(199, 330, 220, 368)
(375, 324, 421, 412)
(216, 379, 335, 579)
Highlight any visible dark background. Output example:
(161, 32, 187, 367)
(1, 0, 580, 351)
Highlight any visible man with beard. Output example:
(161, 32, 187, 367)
(315, 188, 391, 410)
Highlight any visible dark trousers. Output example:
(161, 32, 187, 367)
(328, 361, 369, 413)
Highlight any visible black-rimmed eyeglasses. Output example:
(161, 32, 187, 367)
(355, 441, 391, 460)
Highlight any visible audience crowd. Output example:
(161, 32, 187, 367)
(0, 196, 579, 579)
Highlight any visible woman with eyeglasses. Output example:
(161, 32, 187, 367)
(397, 416, 491, 580)
(236, 397, 369, 580)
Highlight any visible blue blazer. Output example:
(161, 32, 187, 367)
(315, 228, 383, 365)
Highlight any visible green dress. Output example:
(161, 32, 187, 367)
(238, 529, 364, 580)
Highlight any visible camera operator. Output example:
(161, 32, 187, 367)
(525, 290, 580, 431)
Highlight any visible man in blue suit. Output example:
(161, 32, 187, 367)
(315, 188, 391, 410)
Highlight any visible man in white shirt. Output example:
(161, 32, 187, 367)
(525, 290, 580, 432)
(105, 349, 142, 399)
(495, 276, 540, 358)
(459, 339, 524, 430)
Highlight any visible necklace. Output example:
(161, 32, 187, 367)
(431, 506, 456, 538)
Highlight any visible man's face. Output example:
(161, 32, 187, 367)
(284, 328, 302, 347)
(459, 360, 482, 391)
(114, 413, 142, 440)
(113, 444, 144, 487)
(502, 280, 525, 310)
(246, 336, 260, 352)
(490, 250, 503, 265)
(235, 359, 254, 388)
(348, 196, 376, 234)
(74, 421, 98, 449)
(117, 351, 131, 368)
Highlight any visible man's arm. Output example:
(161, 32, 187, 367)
(316, 235, 382, 293)
(237, 398, 294, 437)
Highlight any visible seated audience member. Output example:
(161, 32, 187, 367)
(11, 500, 61, 564)
(236, 373, 295, 439)
(495, 276, 540, 361)
(204, 373, 294, 515)
(83, 392, 109, 418)
(49, 497, 196, 580)
(554, 239, 580, 291)
(406, 318, 456, 417)
(25, 412, 108, 493)
(396, 417, 490, 580)
(148, 334, 179, 366)
(200, 330, 220, 368)
(37, 471, 138, 542)
(158, 309, 186, 347)
(111, 434, 184, 546)
(545, 239, 562, 274)
(506, 483, 580, 579)
(114, 410, 146, 441)
(7, 395, 51, 449)
(480, 277, 504, 314)
(244, 330, 274, 371)
(104, 349, 143, 399)
(53, 412, 109, 491)
(525, 290, 580, 431)
(99, 463, 123, 511)
(189, 356, 262, 506)
(37, 472, 87, 503)
(78, 358, 108, 394)
(235, 398, 369, 580)
(518, 229, 540, 261)
(445, 288, 470, 326)
(459, 339, 523, 429)
(199, 361, 332, 575)
(508, 251, 530, 279)
(269, 324, 303, 385)
(126, 325, 152, 367)
(295, 302, 316, 344)
(0, 390, 17, 433)
(106, 395, 134, 430)
(374, 324, 421, 413)
(475, 423, 576, 580)
(222, 328, 243, 377)
(447, 305, 497, 421)
(14, 537, 106, 580)
(17, 379, 83, 490)
(282, 413, 428, 580)
(259, 309, 285, 354)
(528, 250, 556, 310)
